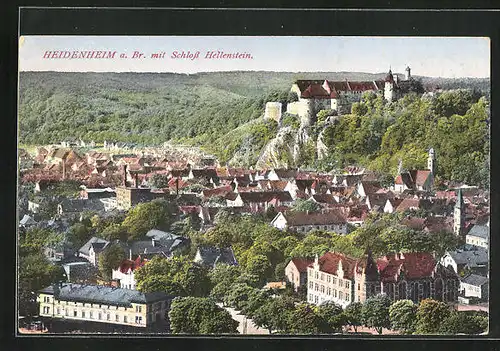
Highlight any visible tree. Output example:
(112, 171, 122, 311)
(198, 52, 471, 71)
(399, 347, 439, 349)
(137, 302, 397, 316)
(149, 173, 170, 189)
(291, 198, 321, 213)
(241, 289, 270, 318)
(287, 303, 324, 334)
(223, 283, 256, 311)
(98, 243, 126, 280)
(344, 302, 363, 333)
(122, 198, 177, 241)
(252, 296, 296, 334)
(168, 297, 238, 334)
(415, 298, 451, 334)
(18, 253, 66, 316)
(389, 299, 417, 334)
(316, 301, 347, 333)
(208, 264, 241, 302)
(100, 223, 128, 241)
(135, 256, 211, 297)
(438, 311, 488, 335)
(361, 294, 392, 334)
(245, 254, 272, 285)
(66, 223, 92, 250)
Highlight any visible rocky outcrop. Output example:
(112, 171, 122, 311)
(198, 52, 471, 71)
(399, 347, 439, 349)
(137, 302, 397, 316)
(256, 127, 297, 169)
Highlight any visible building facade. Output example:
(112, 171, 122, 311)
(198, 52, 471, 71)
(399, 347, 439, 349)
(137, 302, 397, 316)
(306, 251, 459, 308)
(37, 283, 171, 330)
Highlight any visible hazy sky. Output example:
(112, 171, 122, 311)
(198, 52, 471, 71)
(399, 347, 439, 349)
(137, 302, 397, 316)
(19, 36, 490, 78)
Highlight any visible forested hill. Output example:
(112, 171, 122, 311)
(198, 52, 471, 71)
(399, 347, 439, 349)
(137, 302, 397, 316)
(19, 71, 489, 147)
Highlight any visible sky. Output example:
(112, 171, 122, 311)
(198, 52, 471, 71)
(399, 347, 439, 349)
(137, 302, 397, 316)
(19, 36, 490, 78)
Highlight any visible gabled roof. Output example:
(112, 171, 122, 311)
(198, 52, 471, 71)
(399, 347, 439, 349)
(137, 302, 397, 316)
(467, 224, 489, 240)
(116, 257, 147, 274)
(283, 210, 346, 226)
(239, 191, 293, 203)
(461, 273, 488, 286)
(79, 237, 110, 256)
(311, 193, 338, 205)
(376, 252, 444, 282)
(445, 245, 488, 266)
(311, 251, 359, 280)
(289, 258, 314, 273)
(195, 246, 237, 267)
(38, 283, 171, 306)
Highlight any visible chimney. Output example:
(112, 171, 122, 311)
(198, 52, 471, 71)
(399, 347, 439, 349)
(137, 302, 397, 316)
(135, 173, 139, 188)
(122, 165, 127, 187)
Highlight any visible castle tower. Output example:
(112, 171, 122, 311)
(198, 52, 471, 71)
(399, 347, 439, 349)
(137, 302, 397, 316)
(454, 189, 465, 237)
(384, 68, 394, 102)
(405, 66, 411, 81)
(427, 148, 435, 174)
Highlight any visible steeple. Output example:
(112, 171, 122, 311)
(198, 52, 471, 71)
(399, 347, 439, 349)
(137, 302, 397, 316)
(454, 188, 465, 237)
(427, 148, 435, 174)
(397, 159, 403, 175)
(405, 66, 411, 80)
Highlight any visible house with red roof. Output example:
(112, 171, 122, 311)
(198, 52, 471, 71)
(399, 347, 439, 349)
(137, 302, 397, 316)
(111, 256, 147, 290)
(285, 258, 314, 292)
(306, 250, 458, 307)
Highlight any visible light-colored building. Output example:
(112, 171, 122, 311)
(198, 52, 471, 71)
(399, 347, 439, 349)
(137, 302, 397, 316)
(271, 210, 348, 234)
(307, 251, 459, 308)
(466, 223, 489, 249)
(285, 258, 313, 292)
(37, 283, 171, 329)
(459, 274, 488, 301)
(111, 257, 147, 290)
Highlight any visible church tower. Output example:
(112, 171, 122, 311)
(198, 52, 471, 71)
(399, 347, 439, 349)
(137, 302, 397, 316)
(427, 148, 435, 174)
(454, 189, 465, 237)
(405, 66, 411, 81)
(384, 68, 395, 102)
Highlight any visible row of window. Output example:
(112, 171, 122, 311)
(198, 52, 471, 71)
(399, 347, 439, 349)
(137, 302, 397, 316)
(49, 307, 146, 324)
(309, 272, 350, 289)
(309, 282, 351, 302)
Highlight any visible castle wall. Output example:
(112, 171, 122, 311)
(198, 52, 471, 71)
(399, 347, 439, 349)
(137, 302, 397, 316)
(264, 102, 282, 122)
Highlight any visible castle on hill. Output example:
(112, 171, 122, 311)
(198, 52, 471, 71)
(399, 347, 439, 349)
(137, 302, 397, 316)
(265, 66, 414, 124)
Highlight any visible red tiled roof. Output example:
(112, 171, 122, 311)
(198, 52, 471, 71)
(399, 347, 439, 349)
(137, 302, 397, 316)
(290, 258, 314, 273)
(118, 257, 147, 274)
(395, 198, 421, 212)
(376, 252, 437, 282)
(284, 209, 346, 226)
(202, 185, 233, 198)
(311, 252, 359, 280)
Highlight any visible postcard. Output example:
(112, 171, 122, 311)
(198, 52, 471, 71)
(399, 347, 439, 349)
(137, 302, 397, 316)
(17, 34, 490, 336)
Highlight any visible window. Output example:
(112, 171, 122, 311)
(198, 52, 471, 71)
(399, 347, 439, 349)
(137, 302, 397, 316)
(315, 272, 319, 279)
(90, 311, 93, 319)
(327, 276, 331, 283)
(320, 285, 325, 293)
(358, 283, 360, 291)
(107, 313, 110, 321)
(334, 289, 337, 297)
(339, 280, 344, 288)
(135, 316, 143, 324)
(116, 314, 120, 321)
(321, 273, 324, 281)
(309, 281, 313, 289)
(98, 312, 102, 320)
(333, 277, 337, 285)
(73, 310, 77, 317)
(314, 295, 318, 304)
(346, 281, 350, 289)
(124, 316, 128, 323)
(82, 311, 86, 318)
(346, 294, 350, 302)
(339, 291, 344, 300)
(308, 294, 313, 302)
(315, 283, 319, 291)
(135, 305, 142, 313)
(57, 307, 60, 315)
(327, 287, 331, 295)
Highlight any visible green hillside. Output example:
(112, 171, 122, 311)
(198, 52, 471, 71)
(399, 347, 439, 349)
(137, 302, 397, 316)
(19, 71, 490, 180)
